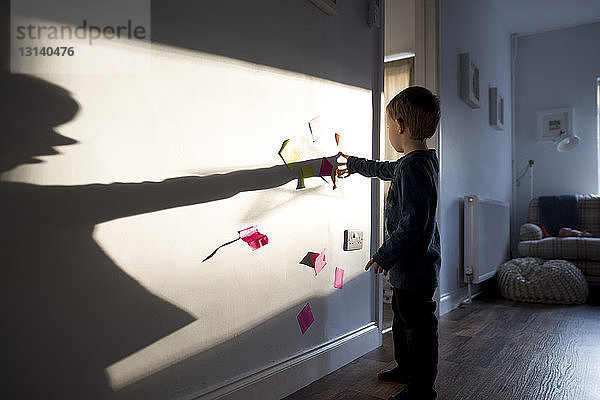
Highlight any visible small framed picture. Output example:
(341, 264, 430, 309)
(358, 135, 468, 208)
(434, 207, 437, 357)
(489, 87, 504, 130)
(460, 52, 480, 108)
(537, 108, 572, 141)
(309, 0, 338, 15)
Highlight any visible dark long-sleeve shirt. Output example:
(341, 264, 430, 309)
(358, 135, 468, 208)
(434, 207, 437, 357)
(348, 149, 440, 292)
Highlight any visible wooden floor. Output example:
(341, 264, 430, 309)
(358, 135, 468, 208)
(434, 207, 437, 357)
(283, 289, 600, 400)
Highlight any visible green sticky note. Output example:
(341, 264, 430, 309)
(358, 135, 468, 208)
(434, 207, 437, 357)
(301, 165, 314, 178)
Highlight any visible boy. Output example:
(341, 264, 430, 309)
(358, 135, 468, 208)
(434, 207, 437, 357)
(337, 86, 441, 400)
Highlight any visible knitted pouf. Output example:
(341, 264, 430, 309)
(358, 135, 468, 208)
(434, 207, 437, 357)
(496, 257, 588, 304)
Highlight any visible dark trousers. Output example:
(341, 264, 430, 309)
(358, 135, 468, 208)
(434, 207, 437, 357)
(391, 287, 438, 395)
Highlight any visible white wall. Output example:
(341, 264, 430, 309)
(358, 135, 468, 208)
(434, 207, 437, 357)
(385, 0, 415, 57)
(1, 1, 380, 399)
(514, 22, 600, 246)
(438, 0, 513, 313)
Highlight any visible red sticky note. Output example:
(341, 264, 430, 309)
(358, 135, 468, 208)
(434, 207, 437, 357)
(300, 252, 319, 268)
(319, 157, 333, 177)
(334, 267, 344, 289)
(297, 303, 314, 334)
(238, 226, 269, 251)
(314, 248, 327, 275)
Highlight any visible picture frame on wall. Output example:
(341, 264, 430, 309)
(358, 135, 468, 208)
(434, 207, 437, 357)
(309, 0, 338, 15)
(537, 108, 572, 141)
(460, 52, 480, 108)
(489, 87, 504, 130)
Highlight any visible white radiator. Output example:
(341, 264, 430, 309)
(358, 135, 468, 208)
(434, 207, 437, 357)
(463, 195, 510, 284)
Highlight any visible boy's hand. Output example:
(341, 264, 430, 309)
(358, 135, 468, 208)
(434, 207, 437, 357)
(365, 258, 385, 274)
(335, 151, 350, 179)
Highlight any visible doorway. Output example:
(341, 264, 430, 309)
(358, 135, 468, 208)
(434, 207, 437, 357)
(381, 55, 414, 331)
(380, 0, 440, 332)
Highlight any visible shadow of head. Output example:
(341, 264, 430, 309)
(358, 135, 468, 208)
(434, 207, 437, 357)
(0, 71, 79, 173)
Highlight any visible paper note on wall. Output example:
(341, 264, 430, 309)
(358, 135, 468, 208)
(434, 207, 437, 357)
(301, 165, 314, 178)
(334, 267, 344, 289)
(296, 165, 314, 190)
(297, 303, 315, 334)
(299, 252, 319, 269)
(299, 249, 327, 275)
(314, 248, 327, 275)
(319, 157, 333, 177)
(278, 139, 300, 170)
(238, 226, 269, 251)
(203, 226, 269, 261)
(309, 116, 322, 142)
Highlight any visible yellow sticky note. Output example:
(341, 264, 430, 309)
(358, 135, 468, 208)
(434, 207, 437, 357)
(279, 139, 300, 170)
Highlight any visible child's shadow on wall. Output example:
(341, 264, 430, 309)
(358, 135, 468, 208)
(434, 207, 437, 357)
(0, 72, 328, 399)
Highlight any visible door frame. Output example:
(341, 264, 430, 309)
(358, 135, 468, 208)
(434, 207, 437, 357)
(375, 0, 441, 332)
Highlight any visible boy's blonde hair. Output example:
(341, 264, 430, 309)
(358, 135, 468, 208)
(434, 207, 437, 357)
(386, 86, 440, 141)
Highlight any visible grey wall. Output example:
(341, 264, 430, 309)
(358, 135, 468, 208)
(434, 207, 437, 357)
(1, 1, 380, 399)
(438, 0, 513, 304)
(514, 22, 600, 245)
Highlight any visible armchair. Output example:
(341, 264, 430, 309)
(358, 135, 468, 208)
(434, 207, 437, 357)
(518, 194, 600, 285)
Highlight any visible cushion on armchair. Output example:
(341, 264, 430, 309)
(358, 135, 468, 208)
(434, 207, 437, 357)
(520, 223, 543, 241)
(538, 195, 579, 236)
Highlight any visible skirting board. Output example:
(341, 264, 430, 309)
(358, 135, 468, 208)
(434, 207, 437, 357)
(439, 284, 483, 316)
(194, 323, 381, 400)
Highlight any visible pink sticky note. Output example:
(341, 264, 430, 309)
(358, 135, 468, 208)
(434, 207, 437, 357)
(314, 248, 327, 275)
(238, 226, 269, 251)
(319, 157, 333, 177)
(334, 267, 344, 289)
(297, 303, 314, 334)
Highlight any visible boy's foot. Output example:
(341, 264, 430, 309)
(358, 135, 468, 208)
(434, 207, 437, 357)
(387, 386, 436, 400)
(377, 367, 409, 383)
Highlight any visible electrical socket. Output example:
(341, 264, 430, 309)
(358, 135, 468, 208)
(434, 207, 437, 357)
(343, 230, 363, 251)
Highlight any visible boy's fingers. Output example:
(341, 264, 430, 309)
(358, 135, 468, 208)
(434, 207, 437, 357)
(336, 152, 349, 164)
(365, 259, 385, 274)
(335, 166, 349, 178)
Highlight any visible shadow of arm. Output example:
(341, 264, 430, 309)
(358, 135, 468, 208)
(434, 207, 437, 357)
(62, 158, 332, 223)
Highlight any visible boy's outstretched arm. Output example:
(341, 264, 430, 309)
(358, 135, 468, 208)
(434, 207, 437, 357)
(336, 152, 398, 181)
